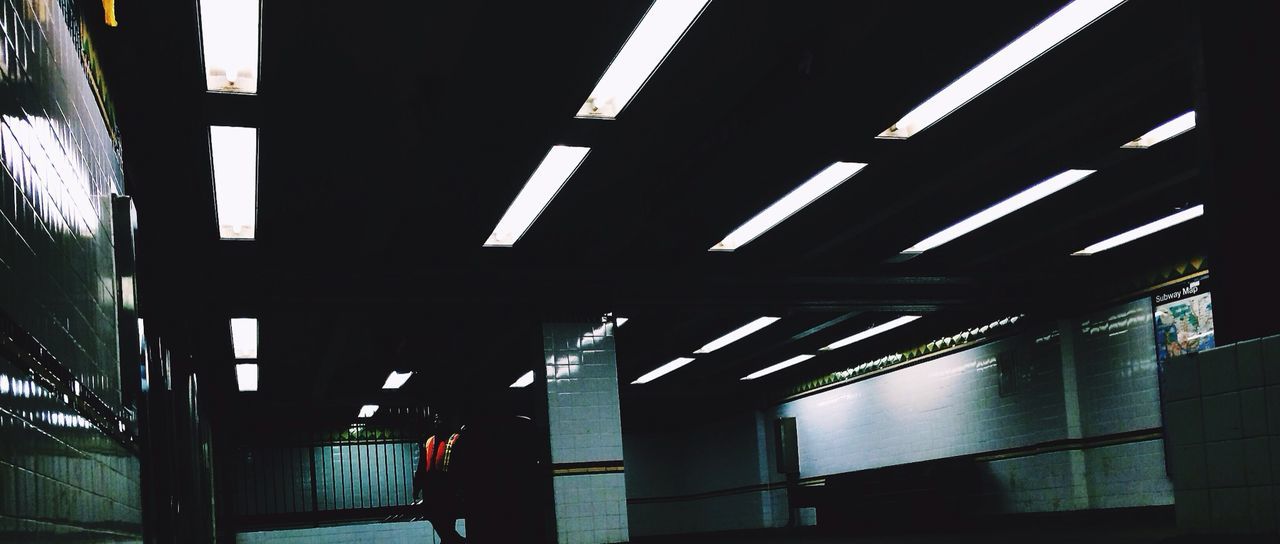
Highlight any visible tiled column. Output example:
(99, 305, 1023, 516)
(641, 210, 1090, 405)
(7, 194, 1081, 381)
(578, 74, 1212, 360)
(543, 322, 629, 544)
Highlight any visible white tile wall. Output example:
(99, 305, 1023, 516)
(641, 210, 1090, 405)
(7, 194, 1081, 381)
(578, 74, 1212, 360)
(1073, 300, 1164, 436)
(543, 322, 629, 544)
(236, 520, 464, 544)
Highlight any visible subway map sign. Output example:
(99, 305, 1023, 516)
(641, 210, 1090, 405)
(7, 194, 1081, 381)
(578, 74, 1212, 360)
(1153, 276, 1214, 363)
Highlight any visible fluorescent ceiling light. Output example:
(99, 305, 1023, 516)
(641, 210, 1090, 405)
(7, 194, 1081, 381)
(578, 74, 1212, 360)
(1072, 205, 1203, 256)
(210, 126, 258, 240)
(878, 0, 1125, 139)
(711, 162, 868, 251)
(484, 146, 591, 247)
(632, 357, 696, 384)
(358, 405, 379, 418)
(694, 317, 781, 354)
(576, 0, 710, 119)
(903, 169, 1095, 254)
(1122, 111, 1196, 148)
(741, 354, 815, 381)
(230, 318, 258, 359)
(235, 363, 259, 392)
(198, 0, 261, 93)
(382, 371, 414, 390)
(616, 317, 629, 327)
(822, 315, 922, 351)
(510, 371, 535, 388)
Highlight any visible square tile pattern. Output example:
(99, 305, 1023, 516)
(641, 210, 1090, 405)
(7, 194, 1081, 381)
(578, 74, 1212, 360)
(1163, 335, 1280, 534)
(544, 322, 629, 544)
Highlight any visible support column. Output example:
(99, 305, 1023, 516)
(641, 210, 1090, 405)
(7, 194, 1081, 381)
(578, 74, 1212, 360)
(542, 321, 629, 544)
(1194, 0, 1280, 344)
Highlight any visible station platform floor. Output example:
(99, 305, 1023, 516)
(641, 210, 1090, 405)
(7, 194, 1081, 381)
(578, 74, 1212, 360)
(630, 527, 1276, 544)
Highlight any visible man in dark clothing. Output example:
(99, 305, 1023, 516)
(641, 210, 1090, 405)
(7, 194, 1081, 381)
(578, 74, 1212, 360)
(413, 431, 466, 544)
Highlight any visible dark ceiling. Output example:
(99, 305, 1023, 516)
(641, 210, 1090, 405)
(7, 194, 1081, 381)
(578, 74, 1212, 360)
(90, 0, 1204, 436)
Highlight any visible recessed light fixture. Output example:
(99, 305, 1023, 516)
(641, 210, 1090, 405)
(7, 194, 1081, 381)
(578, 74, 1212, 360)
(822, 315, 922, 351)
(382, 371, 414, 390)
(711, 162, 868, 251)
(878, 0, 1126, 139)
(230, 318, 258, 359)
(235, 363, 259, 391)
(484, 145, 591, 247)
(694, 317, 781, 354)
(741, 354, 815, 381)
(510, 371, 536, 388)
(358, 405, 379, 418)
(632, 357, 696, 384)
(1072, 205, 1204, 256)
(903, 169, 1095, 254)
(198, 0, 261, 93)
(576, 0, 710, 119)
(1121, 111, 1195, 149)
(209, 126, 258, 240)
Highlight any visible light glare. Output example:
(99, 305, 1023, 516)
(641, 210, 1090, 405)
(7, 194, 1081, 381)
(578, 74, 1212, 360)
(577, 0, 710, 119)
(510, 371, 536, 388)
(1072, 205, 1204, 256)
(712, 162, 868, 251)
(741, 355, 815, 381)
(694, 317, 781, 354)
(632, 357, 697, 384)
(822, 316, 922, 351)
(484, 146, 591, 247)
(230, 318, 258, 359)
(879, 0, 1125, 139)
(1122, 111, 1196, 148)
(903, 169, 1095, 254)
(382, 371, 414, 390)
(199, 0, 260, 93)
(210, 126, 258, 239)
(235, 363, 259, 392)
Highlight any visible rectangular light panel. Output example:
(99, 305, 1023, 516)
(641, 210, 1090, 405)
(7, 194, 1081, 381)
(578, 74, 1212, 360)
(1122, 111, 1196, 148)
(694, 317, 781, 354)
(358, 405, 379, 418)
(822, 315, 922, 351)
(632, 357, 696, 384)
(711, 162, 868, 251)
(230, 318, 258, 359)
(741, 354, 815, 381)
(903, 169, 1095, 254)
(510, 370, 535, 388)
(210, 126, 258, 240)
(878, 0, 1125, 139)
(235, 363, 258, 392)
(198, 0, 261, 93)
(1072, 205, 1203, 256)
(484, 146, 591, 247)
(382, 371, 413, 390)
(576, 0, 710, 119)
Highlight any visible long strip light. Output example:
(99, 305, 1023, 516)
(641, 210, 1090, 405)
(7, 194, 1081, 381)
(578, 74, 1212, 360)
(903, 169, 1095, 254)
(382, 371, 413, 390)
(358, 405, 379, 418)
(711, 162, 868, 251)
(230, 318, 258, 359)
(198, 0, 261, 93)
(822, 315, 922, 351)
(576, 0, 710, 119)
(1072, 205, 1203, 256)
(210, 126, 258, 240)
(1122, 111, 1196, 148)
(510, 371, 536, 388)
(741, 355, 815, 381)
(878, 0, 1126, 139)
(484, 146, 591, 247)
(694, 317, 781, 354)
(632, 357, 696, 385)
(235, 363, 259, 392)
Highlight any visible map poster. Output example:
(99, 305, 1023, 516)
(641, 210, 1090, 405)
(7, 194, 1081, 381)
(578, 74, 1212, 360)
(1153, 276, 1214, 363)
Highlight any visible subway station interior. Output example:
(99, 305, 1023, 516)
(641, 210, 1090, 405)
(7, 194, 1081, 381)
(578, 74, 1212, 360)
(2, 0, 1279, 542)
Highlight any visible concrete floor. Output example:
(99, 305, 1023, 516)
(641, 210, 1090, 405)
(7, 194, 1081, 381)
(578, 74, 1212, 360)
(631, 527, 1277, 544)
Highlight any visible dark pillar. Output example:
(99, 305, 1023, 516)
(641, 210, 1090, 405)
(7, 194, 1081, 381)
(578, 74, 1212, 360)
(1195, 0, 1280, 344)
